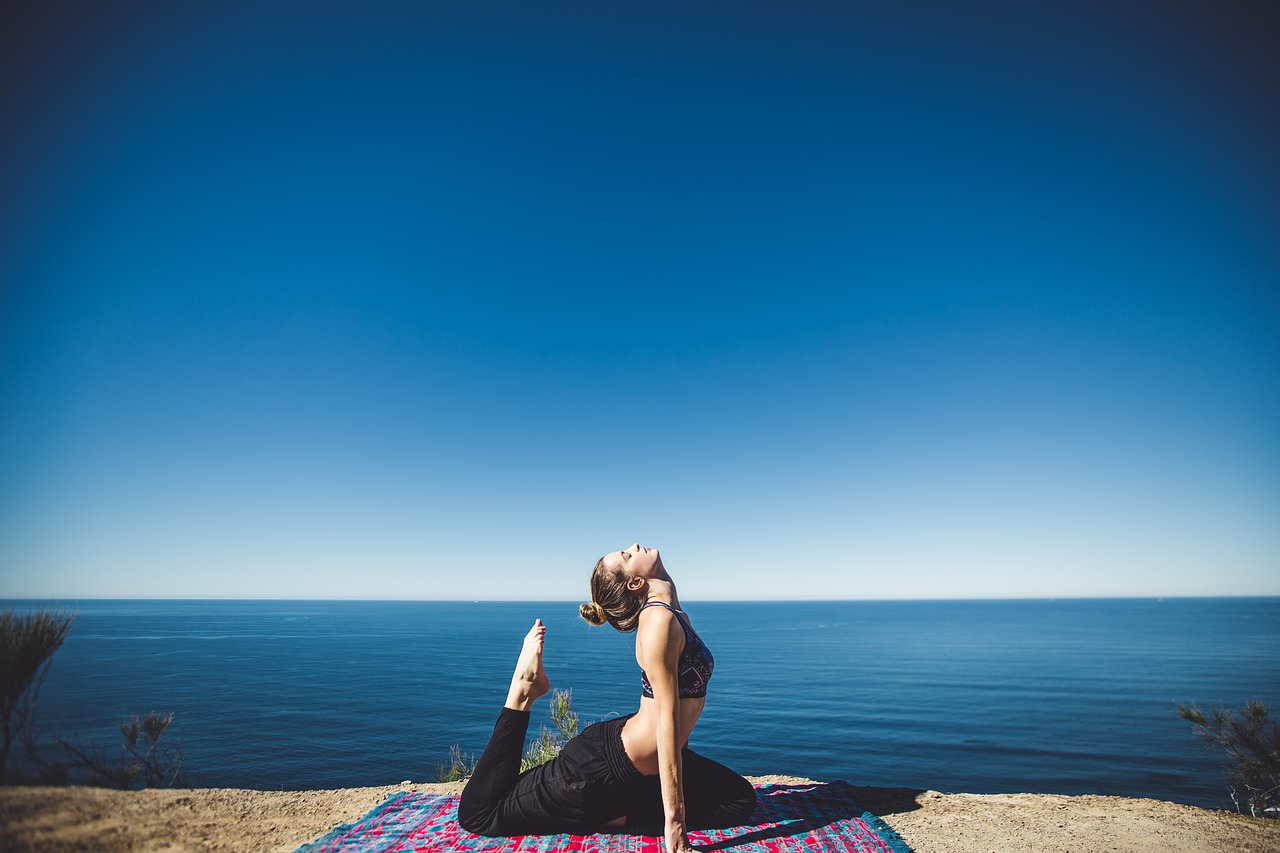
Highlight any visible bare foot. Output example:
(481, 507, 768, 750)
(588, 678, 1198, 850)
(505, 619, 550, 711)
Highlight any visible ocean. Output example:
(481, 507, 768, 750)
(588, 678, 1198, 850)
(5, 598, 1277, 810)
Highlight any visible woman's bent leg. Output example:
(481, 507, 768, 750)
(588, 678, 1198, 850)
(681, 749, 756, 828)
(622, 749, 756, 832)
(457, 707, 531, 834)
(681, 749, 757, 828)
(457, 621, 550, 835)
(461, 717, 637, 837)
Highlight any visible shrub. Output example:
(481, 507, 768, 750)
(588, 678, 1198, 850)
(1176, 699, 1280, 818)
(0, 607, 75, 784)
(521, 689, 580, 772)
(438, 689, 583, 782)
(436, 743, 476, 783)
(57, 710, 187, 789)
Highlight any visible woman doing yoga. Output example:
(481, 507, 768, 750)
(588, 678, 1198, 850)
(457, 544, 756, 852)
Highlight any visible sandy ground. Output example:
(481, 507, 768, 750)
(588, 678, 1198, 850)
(2, 776, 1278, 853)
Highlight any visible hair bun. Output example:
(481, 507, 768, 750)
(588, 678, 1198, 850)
(579, 601, 607, 626)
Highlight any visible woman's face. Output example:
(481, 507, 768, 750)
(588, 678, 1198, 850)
(607, 543, 663, 580)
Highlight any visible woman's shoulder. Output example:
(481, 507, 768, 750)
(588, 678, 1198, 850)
(637, 602, 687, 647)
(638, 601, 677, 624)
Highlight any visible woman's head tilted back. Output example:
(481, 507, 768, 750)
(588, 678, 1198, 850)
(580, 544, 661, 632)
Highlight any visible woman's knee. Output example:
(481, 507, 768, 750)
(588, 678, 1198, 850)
(718, 776, 756, 823)
(456, 796, 498, 836)
(730, 780, 757, 821)
(456, 806, 481, 834)
(689, 775, 757, 828)
(457, 812, 503, 836)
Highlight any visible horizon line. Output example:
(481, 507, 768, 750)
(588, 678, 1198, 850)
(3, 594, 1278, 604)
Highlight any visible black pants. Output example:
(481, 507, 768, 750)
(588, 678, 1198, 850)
(457, 707, 757, 836)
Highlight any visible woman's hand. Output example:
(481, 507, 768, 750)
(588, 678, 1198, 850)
(666, 823, 697, 853)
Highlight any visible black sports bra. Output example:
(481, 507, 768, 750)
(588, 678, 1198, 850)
(639, 601, 714, 699)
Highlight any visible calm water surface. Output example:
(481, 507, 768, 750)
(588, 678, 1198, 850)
(6, 598, 1277, 810)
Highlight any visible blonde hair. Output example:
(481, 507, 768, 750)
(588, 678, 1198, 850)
(579, 555, 645, 632)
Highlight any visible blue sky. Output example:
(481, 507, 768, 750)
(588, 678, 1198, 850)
(2, 1, 1277, 600)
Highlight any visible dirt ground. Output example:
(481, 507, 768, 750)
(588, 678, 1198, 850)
(2, 776, 1277, 853)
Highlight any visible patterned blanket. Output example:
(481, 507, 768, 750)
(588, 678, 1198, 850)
(296, 781, 913, 853)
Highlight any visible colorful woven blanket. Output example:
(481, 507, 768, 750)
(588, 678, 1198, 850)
(296, 781, 913, 853)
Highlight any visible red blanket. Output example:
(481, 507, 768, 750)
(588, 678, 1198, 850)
(297, 782, 913, 853)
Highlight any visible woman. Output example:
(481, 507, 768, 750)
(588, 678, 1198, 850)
(457, 543, 756, 852)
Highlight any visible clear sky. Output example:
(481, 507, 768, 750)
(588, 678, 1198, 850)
(2, 1, 1277, 601)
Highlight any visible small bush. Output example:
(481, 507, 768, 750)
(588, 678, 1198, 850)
(58, 711, 187, 789)
(439, 690, 584, 782)
(1176, 699, 1280, 818)
(435, 743, 476, 783)
(0, 607, 76, 784)
(521, 689, 580, 772)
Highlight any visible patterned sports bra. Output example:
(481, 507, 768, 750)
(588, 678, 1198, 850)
(639, 601, 714, 699)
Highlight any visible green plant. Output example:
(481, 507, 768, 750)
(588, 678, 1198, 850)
(1176, 699, 1280, 818)
(521, 689, 580, 772)
(437, 690, 584, 782)
(0, 607, 75, 784)
(57, 711, 187, 789)
(435, 743, 476, 783)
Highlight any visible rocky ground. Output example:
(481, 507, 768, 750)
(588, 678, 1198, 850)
(2, 777, 1277, 852)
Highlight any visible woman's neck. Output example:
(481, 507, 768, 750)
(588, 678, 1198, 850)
(645, 578, 680, 610)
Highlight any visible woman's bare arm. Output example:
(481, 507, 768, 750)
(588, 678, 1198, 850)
(637, 610, 693, 852)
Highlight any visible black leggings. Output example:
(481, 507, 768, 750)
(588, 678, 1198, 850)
(457, 707, 757, 836)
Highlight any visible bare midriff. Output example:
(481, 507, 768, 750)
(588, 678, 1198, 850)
(619, 694, 706, 776)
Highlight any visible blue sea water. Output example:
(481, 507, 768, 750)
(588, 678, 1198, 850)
(4, 598, 1277, 810)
